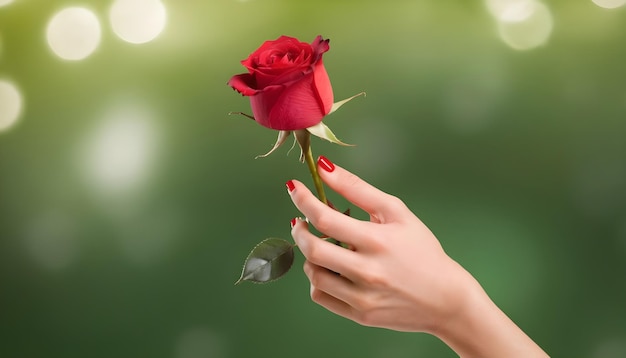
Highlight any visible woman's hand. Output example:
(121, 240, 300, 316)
(287, 156, 548, 358)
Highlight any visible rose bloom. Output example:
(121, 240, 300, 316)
(228, 35, 334, 131)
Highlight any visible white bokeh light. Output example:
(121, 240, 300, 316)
(110, 0, 167, 44)
(497, 1, 553, 50)
(592, 0, 626, 9)
(46, 7, 102, 61)
(0, 0, 15, 7)
(0, 80, 24, 132)
(486, 0, 537, 22)
(82, 104, 159, 194)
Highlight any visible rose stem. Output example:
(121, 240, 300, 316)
(304, 143, 346, 247)
(303, 144, 328, 206)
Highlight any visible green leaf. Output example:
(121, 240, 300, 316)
(328, 92, 366, 115)
(306, 121, 354, 146)
(235, 238, 295, 284)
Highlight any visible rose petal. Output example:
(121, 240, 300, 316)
(244, 36, 310, 73)
(227, 73, 260, 96)
(249, 84, 284, 127)
(312, 59, 334, 115)
(311, 35, 330, 57)
(254, 67, 306, 89)
(264, 74, 326, 130)
(241, 36, 300, 71)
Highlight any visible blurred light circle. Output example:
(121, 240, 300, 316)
(109, 0, 167, 44)
(592, 0, 626, 9)
(46, 7, 101, 61)
(0, 80, 23, 132)
(0, 0, 15, 7)
(497, 1, 553, 50)
(83, 104, 158, 194)
(485, 0, 537, 23)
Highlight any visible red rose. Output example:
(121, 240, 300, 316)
(228, 35, 334, 131)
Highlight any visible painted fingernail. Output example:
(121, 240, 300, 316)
(290, 218, 297, 228)
(318, 155, 335, 173)
(286, 180, 296, 193)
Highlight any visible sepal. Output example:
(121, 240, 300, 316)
(328, 92, 366, 115)
(255, 130, 292, 159)
(294, 129, 311, 163)
(306, 121, 353, 146)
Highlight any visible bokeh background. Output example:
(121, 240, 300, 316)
(1, 0, 626, 357)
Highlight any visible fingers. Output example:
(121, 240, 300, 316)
(316, 156, 410, 223)
(308, 283, 354, 320)
(303, 261, 359, 322)
(303, 261, 355, 303)
(288, 180, 378, 247)
(304, 261, 389, 328)
(291, 218, 362, 280)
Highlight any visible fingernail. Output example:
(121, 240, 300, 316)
(290, 217, 297, 228)
(318, 155, 335, 173)
(286, 180, 296, 193)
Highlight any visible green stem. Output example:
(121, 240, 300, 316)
(302, 137, 345, 248)
(303, 144, 327, 205)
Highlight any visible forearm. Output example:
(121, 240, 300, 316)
(431, 275, 548, 358)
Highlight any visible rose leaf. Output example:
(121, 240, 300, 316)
(235, 238, 295, 284)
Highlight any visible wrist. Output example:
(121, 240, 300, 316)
(428, 262, 548, 358)
(430, 274, 495, 356)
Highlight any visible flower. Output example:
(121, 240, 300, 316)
(230, 35, 364, 284)
(228, 35, 364, 160)
(228, 35, 333, 131)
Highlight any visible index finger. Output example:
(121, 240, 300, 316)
(287, 179, 378, 247)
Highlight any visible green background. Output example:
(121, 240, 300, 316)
(2, 0, 626, 357)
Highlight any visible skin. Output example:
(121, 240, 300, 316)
(287, 157, 549, 358)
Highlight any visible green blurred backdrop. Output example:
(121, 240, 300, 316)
(1, 0, 626, 357)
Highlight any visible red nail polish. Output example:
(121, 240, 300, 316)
(318, 155, 335, 173)
(290, 218, 297, 228)
(286, 180, 296, 192)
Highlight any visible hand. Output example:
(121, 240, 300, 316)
(287, 156, 548, 358)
